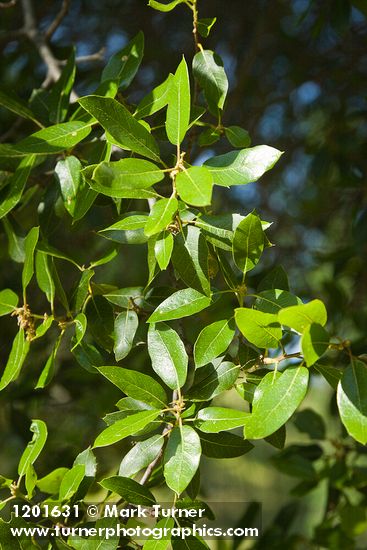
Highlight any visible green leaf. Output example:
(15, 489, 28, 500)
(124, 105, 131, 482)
(36, 467, 68, 495)
(35, 251, 55, 308)
(192, 50, 228, 115)
(232, 212, 265, 273)
(188, 361, 240, 401)
(114, 310, 139, 361)
(0, 329, 30, 390)
(59, 464, 85, 501)
(71, 313, 87, 351)
(143, 518, 174, 550)
(35, 332, 63, 388)
(98, 366, 168, 408)
(314, 363, 343, 389)
(225, 126, 251, 148)
(166, 57, 190, 145)
(49, 49, 76, 123)
(0, 289, 18, 316)
(200, 432, 253, 458)
(78, 96, 160, 162)
(204, 146, 283, 187)
(144, 197, 178, 237)
(301, 323, 329, 366)
(148, 288, 211, 323)
(105, 286, 145, 308)
(164, 425, 201, 494)
(2, 218, 25, 263)
(278, 299, 327, 333)
(86, 296, 114, 352)
(0, 88, 42, 127)
(195, 407, 250, 433)
(0, 122, 92, 157)
(0, 154, 36, 219)
(171, 225, 210, 295)
(194, 319, 235, 368)
(92, 159, 164, 197)
(102, 31, 144, 89)
(154, 231, 174, 270)
(243, 367, 309, 439)
(258, 265, 289, 291)
(18, 419, 48, 478)
(22, 226, 39, 294)
(55, 155, 83, 216)
(119, 434, 164, 478)
(100, 214, 149, 244)
(337, 360, 367, 445)
(37, 241, 82, 270)
(149, 0, 185, 12)
(194, 216, 233, 251)
(175, 166, 213, 207)
(148, 322, 188, 389)
(235, 308, 282, 348)
(25, 464, 37, 498)
(93, 410, 161, 448)
(100, 476, 155, 505)
(255, 289, 302, 314)
(294, 409, 326, 440)
(197, 17, 217, 38)
(135, 74, 173, 119)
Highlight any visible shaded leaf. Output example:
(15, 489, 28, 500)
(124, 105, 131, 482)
(171, 225, 210, 295)
(200, 432, 253, 458)
(192, 50, 228, 115)
(102, 31, 144, 89)
(0, 329, 30, 390)
(301, 323, 329, 366)
(0, 154, 36, 219)
(100, 476, 155, 505)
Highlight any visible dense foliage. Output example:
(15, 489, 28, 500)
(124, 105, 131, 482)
(0, 0, 366, 548)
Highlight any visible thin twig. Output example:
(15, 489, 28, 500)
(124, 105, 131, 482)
(44, 0, 70, 42)
(140, 390, 178, 487)
(262, 352, 302, 365)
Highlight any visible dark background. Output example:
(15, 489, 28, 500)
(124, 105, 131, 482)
(0, 0, 366, 543)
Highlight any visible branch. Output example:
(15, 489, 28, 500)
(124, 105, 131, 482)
(0, 0, 17, 7)
(44, 0, 70, 42)
(139, 390, 178, 487)
(59, 47, 106, 66)
(21, 0, 78, 100)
